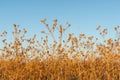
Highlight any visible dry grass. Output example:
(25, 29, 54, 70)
(0, 19, 120, 80)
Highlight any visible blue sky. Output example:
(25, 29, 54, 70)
(0, 0, 120, 43)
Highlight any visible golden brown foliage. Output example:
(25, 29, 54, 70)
(0, 19, 120, 80)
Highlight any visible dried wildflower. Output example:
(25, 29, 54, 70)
(41, 30, 46, 34)
(51, 19, 57, 32)
(72, 37, 78, 43)
(54, 19, 57, 22)
(61, 48, 65, 53)
(107, 38, 112, 44)
(103, 28, 108, 33)
(66, 22, 71, 27)
(96, 38, 98, 40)
(88, 36, 94, 41)
(13, 24, 17, 28)
(96, 25, 101, 30)
(114, 27, 117, 31)
(67, 34, 72, 42)
(23, 28, 27, 34)
(2, 39, 6, 43)
(70, 46, 74, 51)
(80, 34, 86, 38)
(0, 30, 7, 36)
(59, 25, 63, 33)
(45, 23, 49, 27)
(40, 18, 47, 23)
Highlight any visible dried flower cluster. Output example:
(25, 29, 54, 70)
(0, 19, 120, 80)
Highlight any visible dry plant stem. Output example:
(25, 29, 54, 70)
(44, 23, 56, 43)
(59, 25, 63, 46)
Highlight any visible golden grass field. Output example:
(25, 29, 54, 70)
(0, 19, 120, 80)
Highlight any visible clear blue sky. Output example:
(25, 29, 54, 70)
(0, 0, 120, 43)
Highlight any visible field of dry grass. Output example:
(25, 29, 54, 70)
(0, 19, 120, 80)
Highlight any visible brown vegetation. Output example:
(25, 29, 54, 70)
(0, 19, 120, 80)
